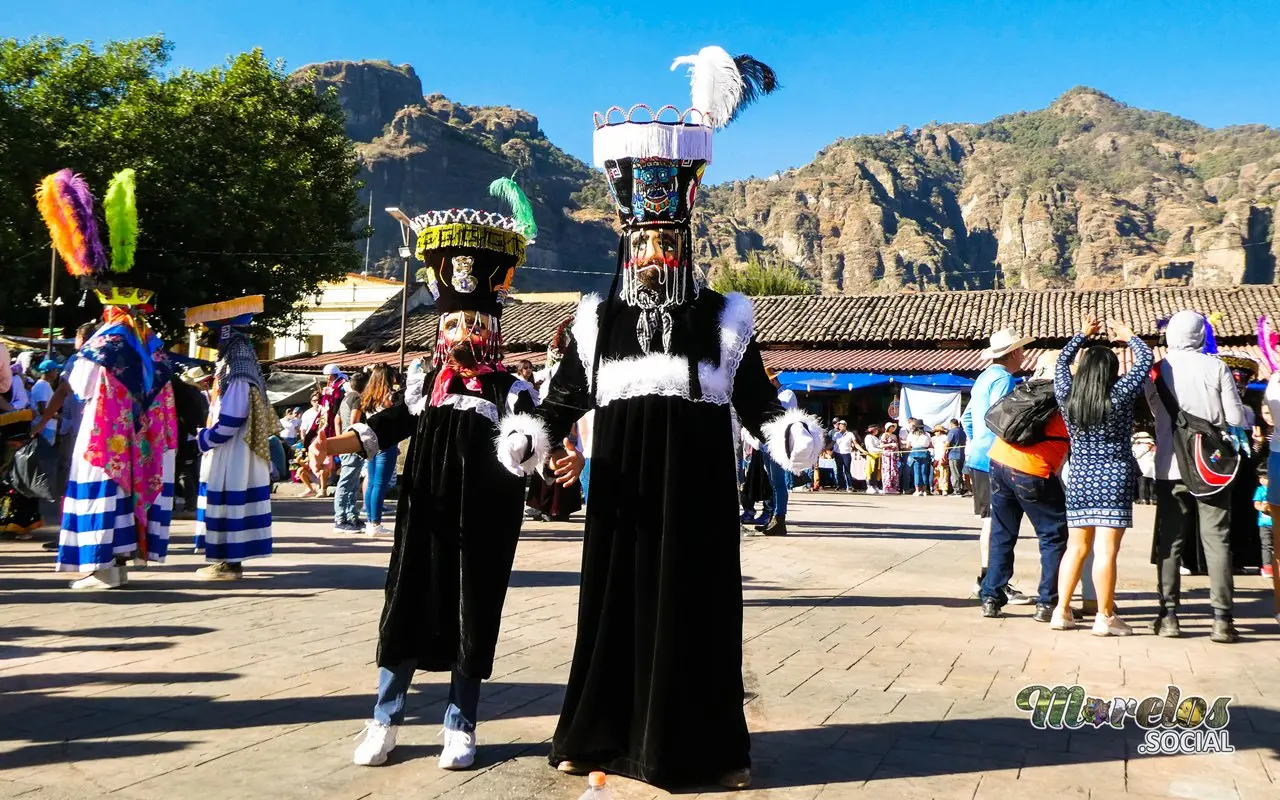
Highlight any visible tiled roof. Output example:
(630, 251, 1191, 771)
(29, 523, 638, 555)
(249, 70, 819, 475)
(342, 286, 1280, 353)
(271, 350, 547, 374)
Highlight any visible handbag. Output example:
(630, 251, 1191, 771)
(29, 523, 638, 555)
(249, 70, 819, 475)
(1153, 370, 1239, 497)
(9, 436, 59, 503)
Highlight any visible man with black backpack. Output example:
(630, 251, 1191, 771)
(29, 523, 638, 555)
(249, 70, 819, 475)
(1145, 310, 1247, 643)
(979, 352, 1071, 622)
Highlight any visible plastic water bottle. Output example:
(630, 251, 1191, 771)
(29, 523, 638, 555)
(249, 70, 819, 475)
(577, 771, 613, 799)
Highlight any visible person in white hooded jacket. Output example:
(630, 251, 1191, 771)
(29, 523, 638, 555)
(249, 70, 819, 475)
(1144, 310, 1247, 643)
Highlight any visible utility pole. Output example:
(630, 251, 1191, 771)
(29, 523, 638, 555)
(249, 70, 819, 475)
(46, 246, 57, 356)
(362, 189, 373, 276)
(385, 207, 414, 374)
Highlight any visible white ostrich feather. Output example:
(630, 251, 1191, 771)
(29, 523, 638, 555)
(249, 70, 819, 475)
(671, 46, 743, 129)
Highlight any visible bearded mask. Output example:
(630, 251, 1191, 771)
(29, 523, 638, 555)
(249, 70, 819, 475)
(436, 310, 500, 370)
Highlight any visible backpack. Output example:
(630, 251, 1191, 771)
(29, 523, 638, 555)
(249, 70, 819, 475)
(984, 380, 1062, 445)
(1153, 370, 1239, 497)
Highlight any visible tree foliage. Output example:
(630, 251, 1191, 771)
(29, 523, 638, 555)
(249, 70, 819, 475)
(0, 36, 364, 339)
(710, 252, 816, 296)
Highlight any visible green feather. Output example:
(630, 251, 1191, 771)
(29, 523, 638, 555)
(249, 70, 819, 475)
(103, 168, 138, 274)
(488, 176, 537, 243)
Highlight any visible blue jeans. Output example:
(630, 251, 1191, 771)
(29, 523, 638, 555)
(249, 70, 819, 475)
(763, 448, 789, 517)
(834, 452, 852, 489)
(334, 453, 365, 525)
(364, 447, 398, 524)
(980, 461, 1069, 606)
(373, 659, 481, 732)
(580, 458, 591, 503)
(909, 453, 932, 493)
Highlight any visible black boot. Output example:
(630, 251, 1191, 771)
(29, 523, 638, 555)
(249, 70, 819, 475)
(1033, 603, 1053, 623)
(754, 515, 773, 532)
(1153, 610, 1181, 638)
(763, 516, 788, 536)
(1210, 611, 1239, 644)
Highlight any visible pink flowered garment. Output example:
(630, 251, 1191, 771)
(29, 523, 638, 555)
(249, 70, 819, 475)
(84, 370, 178, 555)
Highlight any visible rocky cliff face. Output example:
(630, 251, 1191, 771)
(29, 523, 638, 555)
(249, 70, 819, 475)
(295, 65, 1280, 295)
(292, 60, 615, 294)
(696, 88, 1280, 292)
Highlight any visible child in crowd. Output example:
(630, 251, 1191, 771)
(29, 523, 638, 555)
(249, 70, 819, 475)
(1257, 467, 1274, 580)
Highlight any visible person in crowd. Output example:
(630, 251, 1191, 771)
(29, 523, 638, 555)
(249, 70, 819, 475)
(831, 419, 855, 491)
(980, 352, 1070, 623)
(577, 409, 595, 504)
(189, 295, 277, 580)
(315, 364, 347, 494)
(880, 423, 901, 494)
(906, 421, 933, 497)
(739, 428, 774, 524)
(1254, 465, 1272, 580)
(333, 371, 368, 534)
(29, 359, 60, 447)
(1218, 354, 1263, 578)
(1131, 425, 1156, 505)
(962, 328, 1031, 597)
(280, 406, 302, 454)
(1264, 369, 1280, 624)
(753, 370, 798, 536)
(1050, 314, 1152, 636)
(1146, 311, 1247, 643)
(296, 392, 323, 497)
(932, 425, 950, 495)
(0, 348, 40, 539)
(524, 326, 583, 523)
(516, 358, 540, 404)
(314, 178, 539, 771)
(946, 418, 967, 495)
(360, 364, 400, 537)
(172, 363, 211, 519)
(861, 425, 882, 494)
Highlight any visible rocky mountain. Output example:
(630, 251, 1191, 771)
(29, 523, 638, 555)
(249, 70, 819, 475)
(295, 64, 1280, 295)
(692, 87, 1280, 292)
(291, 60, 615, 294)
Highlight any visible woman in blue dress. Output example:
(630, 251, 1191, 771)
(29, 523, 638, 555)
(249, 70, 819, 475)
(1051, 313, 1152, 636)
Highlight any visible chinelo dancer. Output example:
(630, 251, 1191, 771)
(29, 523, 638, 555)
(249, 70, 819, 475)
(185, 295, 277, 579)
(38, 168, 180, 589)
(496, 46, 821, 790)
(311, 177, 539, 771)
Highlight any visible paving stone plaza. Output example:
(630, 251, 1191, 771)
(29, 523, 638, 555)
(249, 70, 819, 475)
(2, 492, 1277, 799)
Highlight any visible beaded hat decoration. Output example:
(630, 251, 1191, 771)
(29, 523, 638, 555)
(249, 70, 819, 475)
(409, 177, 537, 319)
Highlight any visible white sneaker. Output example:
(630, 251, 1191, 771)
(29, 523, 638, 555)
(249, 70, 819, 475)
(70, 566, 124, 590)
(1179, 565, 1192, 576)
(438, 727, 476, 770)
(1002, 585, 1034, 606)
(1049, 609, 1077, 630)
(366, 523, 390, 536)
(1092, 613, 1134, 637)
(353, 720, 397, 766)
(865, 488, 876, 495)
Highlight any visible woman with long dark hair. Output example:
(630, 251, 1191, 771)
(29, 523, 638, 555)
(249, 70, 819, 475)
(360, 364, 401, 536)
(1051, 313, 1153, 636)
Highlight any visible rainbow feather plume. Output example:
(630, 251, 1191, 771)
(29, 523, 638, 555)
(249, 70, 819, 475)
(35, 169, 107, 277)
(1259, 315, 1280, 373)
(489, 176, 537, 244)
(103, 168, 138, 274)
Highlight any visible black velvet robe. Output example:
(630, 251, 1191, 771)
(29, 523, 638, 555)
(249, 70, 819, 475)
(365, 370, 534, 676)
(526, 289, 786, 788)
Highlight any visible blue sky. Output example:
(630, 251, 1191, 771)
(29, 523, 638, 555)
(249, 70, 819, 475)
(4, 1, 1278, 183)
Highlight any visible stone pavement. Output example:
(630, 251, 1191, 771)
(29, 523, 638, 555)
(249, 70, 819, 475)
(1, 491, 1278, 800)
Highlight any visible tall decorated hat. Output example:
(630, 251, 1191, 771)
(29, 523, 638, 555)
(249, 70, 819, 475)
(408, 177, 538, 319)
(593, 46, 777, 317)
(36, 168, 149, 307)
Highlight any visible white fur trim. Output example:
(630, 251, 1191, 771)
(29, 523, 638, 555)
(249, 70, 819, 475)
(495, 412, 551, 476)
(350, 423, 381, 460)
(572, 293, 603, 376)
(437, 394, 499, 424)
(593, 122, 713, 167)
(760, 408, 824, 474)
(405, 371, 428, 415)
(577, 292, 755, 408)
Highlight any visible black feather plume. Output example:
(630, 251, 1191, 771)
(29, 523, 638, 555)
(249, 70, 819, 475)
(730, 55, 779, 124)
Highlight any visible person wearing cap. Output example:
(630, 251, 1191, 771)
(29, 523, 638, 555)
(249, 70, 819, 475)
(961, 328, 1035, 606)
(830, 419, 855, 491)
(980, 351, 1070, 623)
(29, 358, 61, 447)
(495, 47, 806, 791)
(187, 295, 278, 580)
(313, 177, 539, 772)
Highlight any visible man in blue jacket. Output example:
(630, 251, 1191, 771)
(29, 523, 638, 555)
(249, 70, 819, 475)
(962, 328, 1033, 604)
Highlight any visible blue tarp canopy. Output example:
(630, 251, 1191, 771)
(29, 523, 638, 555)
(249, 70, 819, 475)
(779, 371, 975, 392)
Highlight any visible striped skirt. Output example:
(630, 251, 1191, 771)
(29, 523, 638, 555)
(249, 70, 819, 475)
(195, 433, 272, 562)
(56, 451, 174, 573)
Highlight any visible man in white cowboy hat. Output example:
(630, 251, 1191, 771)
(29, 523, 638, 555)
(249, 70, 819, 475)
(962, 327, 1035, 605)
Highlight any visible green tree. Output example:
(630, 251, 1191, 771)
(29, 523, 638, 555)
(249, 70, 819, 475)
(710, 251, 816, 296)
(0, 36, 364, 339)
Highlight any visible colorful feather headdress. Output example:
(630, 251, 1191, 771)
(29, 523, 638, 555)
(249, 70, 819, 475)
(35, 169, 108, 277)
(1259, 315, 1280, 373)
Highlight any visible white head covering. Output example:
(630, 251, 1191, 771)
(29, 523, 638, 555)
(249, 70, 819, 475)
(1166, 310, 1206, 353)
